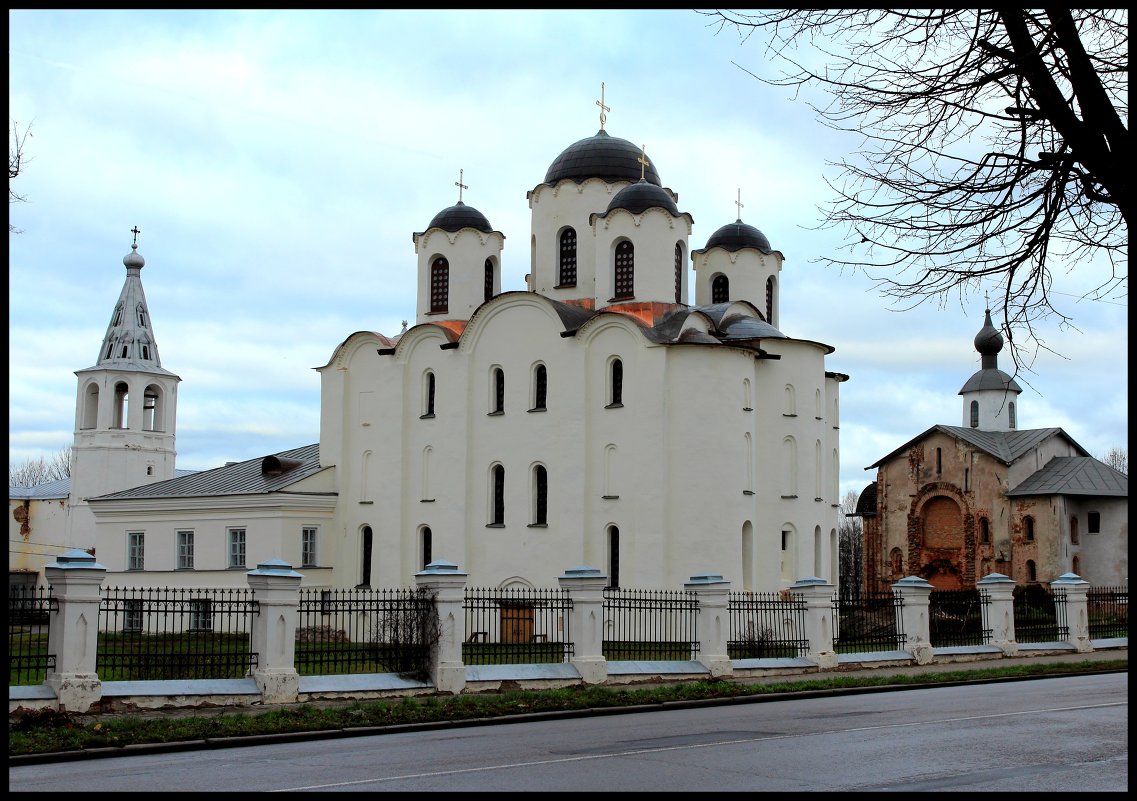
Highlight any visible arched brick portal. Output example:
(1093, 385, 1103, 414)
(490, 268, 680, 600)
(908, 483, 976, 589)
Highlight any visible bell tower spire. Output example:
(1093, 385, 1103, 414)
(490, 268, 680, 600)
(68, 230, 182, 549)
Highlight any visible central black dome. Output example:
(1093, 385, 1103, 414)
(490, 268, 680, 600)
(544, 129, 662, 186)
(703, 220, 772, 254)
(427, 201, 493, 233)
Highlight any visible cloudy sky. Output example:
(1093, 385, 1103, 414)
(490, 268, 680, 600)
(9, 9, 1128, 501)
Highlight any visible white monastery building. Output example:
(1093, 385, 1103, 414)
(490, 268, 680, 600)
(11, 109, 848, 594)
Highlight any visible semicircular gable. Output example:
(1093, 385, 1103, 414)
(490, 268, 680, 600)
(319, 331, 396, 370)
(391, 323, 457, 362)
(458, 291, 574, 353)
(574, 310, 650, 347)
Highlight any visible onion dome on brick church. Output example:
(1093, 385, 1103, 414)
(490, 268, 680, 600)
(700, 218, 773, 255)
(544, 129, 662, 187)
(426, 201, 494, 234)
(602, 179, 680, 216)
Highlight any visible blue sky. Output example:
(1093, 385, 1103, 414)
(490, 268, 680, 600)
(9, 9, 1128, 500)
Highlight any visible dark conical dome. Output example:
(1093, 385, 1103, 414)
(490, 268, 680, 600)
(704, 219, 772, 254)
(973, 308, 1004, 355)
(605, 180, 679, 216)
(544, 129, 662, 186)
(427, 201, 493, 233)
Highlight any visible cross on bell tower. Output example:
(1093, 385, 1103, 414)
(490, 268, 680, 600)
(637, 145, 650, 181)
(734, 189, 744, 221)
(596, 81, 610, 131)
(455, 169, 468, 203)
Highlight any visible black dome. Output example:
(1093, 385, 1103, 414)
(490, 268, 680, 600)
(427, 201, 493, 233)
(605, 180, 679, 216)
(704, 220, 772, 254)
(544, 129, 662, 186)
(973, 309, 1004, 355)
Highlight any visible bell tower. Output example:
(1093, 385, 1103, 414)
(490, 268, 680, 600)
(67, 229, 181, 546)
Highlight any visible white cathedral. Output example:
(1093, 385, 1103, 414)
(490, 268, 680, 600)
(10, 111, 846, 594)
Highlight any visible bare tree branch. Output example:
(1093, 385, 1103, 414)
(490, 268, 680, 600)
(10, 119, 33, 234)
(699, 9, 1128, 373)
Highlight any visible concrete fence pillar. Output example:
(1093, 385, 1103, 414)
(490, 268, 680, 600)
(415, 559, 468, 694)
(892, 576, 934, 664)
(1052, 572, 1093, 653)
(978, 572, 1018, 655)
(246, 558, 303, 703)
(685, 573, 733, 678)
(43, 549, 107, 712)
(558, 566, 609, 684)
(792, 577, 838, 669)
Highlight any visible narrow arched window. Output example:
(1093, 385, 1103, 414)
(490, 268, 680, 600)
(1069, 515, 1079, 544)
(111, 303, 123, 327)
(533, 465, 548, 525)
(359, 526, 373, 587)
(1024, 516, 1035, 541)
(113, 381, 129, 428)
(765, 276, 774, 323)
(558, 228, 577, 287)
(608, 525, 621, 588)
(1026, 560, 1036, 582)
(673, 242, 683, 303)
(421, 526, 432, 570)
(614, 241, 634, 299)
(82, 384, 99, 429)
(490, 367, 505, 414)
(532, 364, 547, 411)
(970, 400, 979, 428)
(484, 258, 494, 302)
(980, 517, 990, 543)
(936, 447, 942, 473)
(430, 257, 449, 313)
(1008, 401, 1016, 429)
(491, 465, 505, 525)
(608, 359, 623, 407)
(423, 371, 436, 417)
(712, 274, 729, 304)
(142, 388, 159, 431)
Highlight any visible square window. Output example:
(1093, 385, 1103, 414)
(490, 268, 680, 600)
(189, 598, 213, 631)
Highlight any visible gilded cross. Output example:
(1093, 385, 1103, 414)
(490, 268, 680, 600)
(130, 226, 141, 248)
(637, 145, 650, 181)
(735, 189, 744, 221)
(455, 169, 468, 203)
(596, 81, 610, 131)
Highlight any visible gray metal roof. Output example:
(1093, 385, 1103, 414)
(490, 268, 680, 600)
(866, 425, 1088, 469)
(9, 469, 199, 501)
(1006, 456, 1128, 497)
(89, 444, 325, 501)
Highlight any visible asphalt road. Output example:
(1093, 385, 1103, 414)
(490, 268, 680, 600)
(9, 670, 1128, 792)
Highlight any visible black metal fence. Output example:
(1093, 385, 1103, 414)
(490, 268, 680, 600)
(728, 591, 808, 658)
(295, 587, 435, 677)
(1087, 585, 1127, 639)
(1012, 584, 1069, 643)
(833, 591, 905, 652)
(603, 588, 699, 660)
(929, 588, 991, 647)
(97, 587, 259, 680)
(8, 586, 57, 686)
(463, 587, 574, 665)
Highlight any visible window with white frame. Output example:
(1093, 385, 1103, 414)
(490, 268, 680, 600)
(228, 528, 246, 568)
(123, 598, 143, 633)
(128, 532, 145, 570)
(176, 530, 194, 570)
(302, 526, 318, 567)
(189, 598, 213, 631)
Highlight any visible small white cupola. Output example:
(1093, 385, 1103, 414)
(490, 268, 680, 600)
(413, 170, 505, 325)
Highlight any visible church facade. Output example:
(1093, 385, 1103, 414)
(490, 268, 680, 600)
(14, 112, 847, 594)
(854, 311, 1128, 592)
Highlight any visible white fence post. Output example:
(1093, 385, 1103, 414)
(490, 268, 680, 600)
(891, 576, 934, 664)
(43, 549, 107, 712)
(792, 577, 838, 669)
(415, 559, 468, 694)
(246, 558, 303, 703)
(1052, 572, 1093, 652)
(978, 572, 1018, 655)
(558, 566, 608, 684)
(685, 573, 733, 678)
